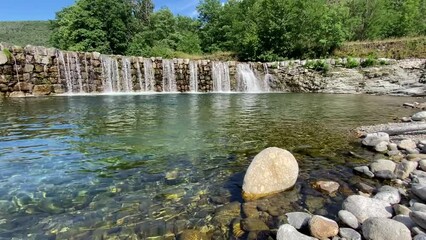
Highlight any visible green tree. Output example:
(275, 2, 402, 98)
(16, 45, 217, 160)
(50, 0, 134, 54)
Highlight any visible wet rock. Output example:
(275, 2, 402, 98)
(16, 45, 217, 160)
(339, 228, 361, 240)
(392, 215, 416, 229)
(410, 211, 426, 230)
(309, 215, 339, 239)
(374, 186, 401, 204)
(413, 111, 426, 121)
(338, 210, 359, 229)
(9, 91, 26, 98)
(242, 202, 259, 218)
(375, 141, 389, 153)
(354, 166, 374, 178)
(313, 180, 340, 194)
(241, 218, 269, 231)
(362, 218, 411, 240)
(398, 139, 417, 151)
(178, 230, 208, 240)
(13, 82, 33, 92)
(401, 117, 412, 122)
(285, 212, 312, 230)
(370, 159, 396, 174)
(420, 160, 426, 171)
(277, 224, 316, 240)
(362, 132, 390, 147)
(412, 184, 426, 202)
(33, 85, 52, 96)
(356, 182, 375, 194)
(212, 202, 241, 226)
(408, 154, 426, 162)
(342, 195, 393, 223)
(394, 204, 412, 216)
(395, 160, 418, 179)
(242, 147, 298, 201)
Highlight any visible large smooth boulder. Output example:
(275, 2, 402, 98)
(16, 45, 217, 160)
(412, 184, 426, 202)
(342, 195, 393, 223)
(373, 186, 401, 204)
(410, 211, 426, 230)
(362, 218, 411, 240)
(413, 112, 426, 121)
(0, 51, 8, 65)
(277, 224, 316, 240)
(242, 147, 299, 201)
(309, 215, 339, 239)
(362, 132, 390, 147)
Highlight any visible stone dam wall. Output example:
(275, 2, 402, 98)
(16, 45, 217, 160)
(0, 43, 425, 97)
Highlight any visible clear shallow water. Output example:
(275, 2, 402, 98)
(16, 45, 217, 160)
(0, 93, 416, 239)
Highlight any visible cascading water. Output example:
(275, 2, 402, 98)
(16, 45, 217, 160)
(189, 61, 198, 92)
(101, 56, 113, 92)
(236, 63, 262, 93)
(263, 63, 272, 92)
(144, 58, 155, 92)
(74, 53, 84, 93)
(212, 62, 231, 92)
(135, 58, 143, 92)
(58, 52, 72, 93)
(122, 57, 133, 92)
(162, 59, 177, 92)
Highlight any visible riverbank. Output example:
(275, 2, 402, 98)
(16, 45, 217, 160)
(0, 43, 425, 97)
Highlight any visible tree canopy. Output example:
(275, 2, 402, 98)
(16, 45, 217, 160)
(50, 0, 426, 61)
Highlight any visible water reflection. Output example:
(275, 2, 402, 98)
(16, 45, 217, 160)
(0, 93, 416, 238)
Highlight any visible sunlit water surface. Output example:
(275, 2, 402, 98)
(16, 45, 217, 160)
(0, 93, 416, 239)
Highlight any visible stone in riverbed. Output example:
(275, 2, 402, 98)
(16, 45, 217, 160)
(398, 139, 418, 151)
(242, 147, 298, 201)
(375, 141, 389, 153)
(313, 180, 340, 194)
(342, 195, 393, 223)
(241, 218, 269, 231)
(33, 85, 52, 96)
(412, 184, 426, 202)
(415, 234, 426, 240)
(277, 224, 316, 240)
(395, 160, 418, 179)
(354, 166, 374, 178)
(370, 159, 396, 174)
(339, 228, 361, 240)
(0, 51, 8, 65)
(373, 185, 401, 204)
(178, 230, 208, 240)
(420, 160, 426, 171)
(394, 204, 412, 216)
(410, 211, 426, 230)
(388, 143, 398, 151)
(412, 203, 426, 213)
(362, 218, 411, 240)
(309, 215, 339, 239)
(362, 132, 390, 147)
(412, 111, 426, 121)
(338, 210, 359, 229)
(392, 214, 416, 229)
(285, 212, 312, 230)
(374, 170, 396, 180)
(356, 182, 376, 194)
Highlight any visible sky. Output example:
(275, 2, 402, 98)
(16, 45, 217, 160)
(0, 0, 205, 21)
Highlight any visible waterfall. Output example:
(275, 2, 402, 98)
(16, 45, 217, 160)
(135, 58, 143, 92)
(263, 63, 272, 92)
(162, 59, 177, 92)
(114, 58, 121, 92)
(84, 53, 90, 87)
(189, 61, 198, 92)
(58, 52, 72, 93)
(101, 56, 113, 92)
(122, 57, 133, 92)
(144, 58, 155, 92)
(12, 55, 20, 91)
(212, 62, 231, 92)
(65, 52, 74, 93)
(236, 63, 262, 93)
(74, 53, 84, 93)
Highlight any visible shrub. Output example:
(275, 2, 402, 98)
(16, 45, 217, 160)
(360, 55, 378, 67)
(345, 57, 359, 68)
(304, 59, 330, 73)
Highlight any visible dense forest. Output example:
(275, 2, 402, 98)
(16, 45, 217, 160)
(50, 0, 425, 61)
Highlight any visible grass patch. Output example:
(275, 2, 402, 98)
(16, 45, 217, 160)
(304, 59, 330, 73)
(345, 57, 360, 68)
(334, 37, 426, 59)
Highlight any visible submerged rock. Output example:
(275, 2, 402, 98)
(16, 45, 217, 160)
(362, 218, 411, 240)
(178, 230, 208, 240)
(412, 111, 426, 121)
(242, 147, 299, 201)
(286, 212, 312, 230)
(313, 180, 340, 194)
(354, 166, 374, 178)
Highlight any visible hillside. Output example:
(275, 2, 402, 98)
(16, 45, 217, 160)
(0, 21, 52, 47)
